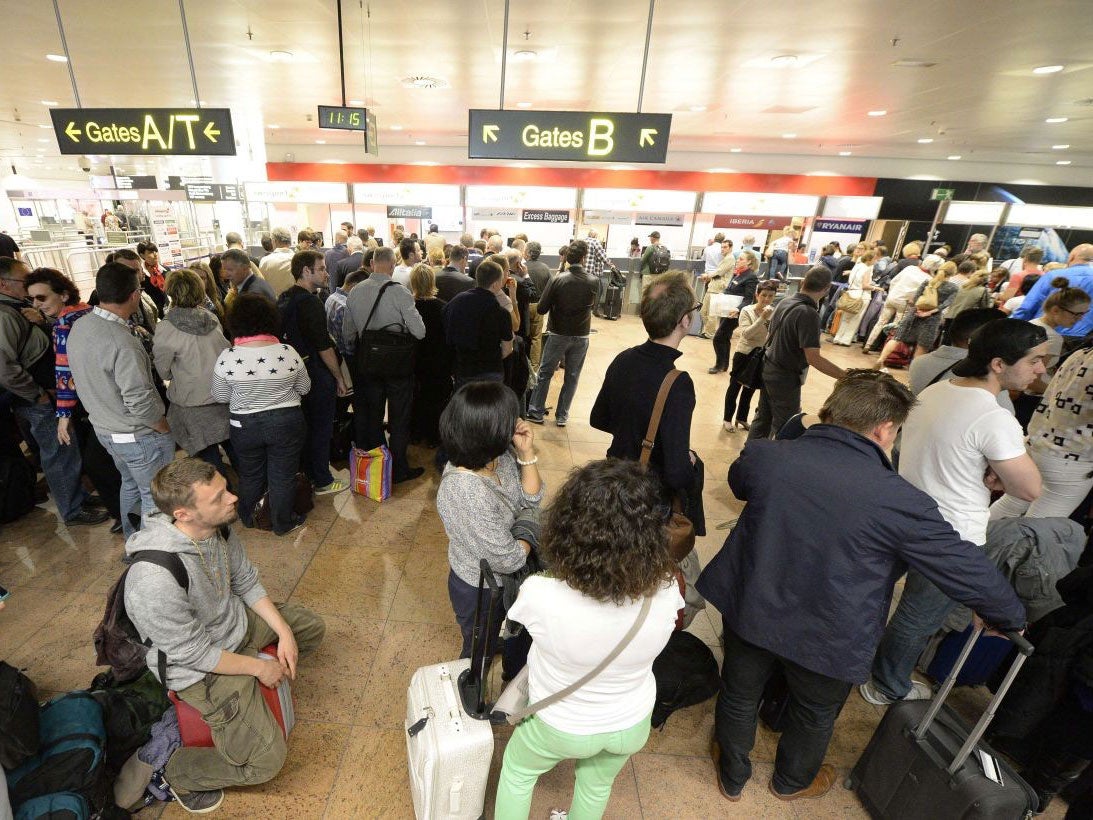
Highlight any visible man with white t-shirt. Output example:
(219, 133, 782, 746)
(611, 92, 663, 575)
(862, 319, 1049, 705)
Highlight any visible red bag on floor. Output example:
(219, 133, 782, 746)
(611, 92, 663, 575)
(884, 340, 915, 369)
(168, 645, 295, 747)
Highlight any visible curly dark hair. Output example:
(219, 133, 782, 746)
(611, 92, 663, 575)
(25, 267, 80, 305)
(542, 459, 675, 604)
(226, 292, 280, 340)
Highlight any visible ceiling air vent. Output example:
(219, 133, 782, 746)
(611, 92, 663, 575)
(401, 75, 449, 89)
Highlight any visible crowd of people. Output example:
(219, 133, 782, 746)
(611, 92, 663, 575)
(3, 224, 1093, 818)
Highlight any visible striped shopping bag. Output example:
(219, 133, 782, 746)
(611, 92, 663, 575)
(350, 445, 392, 501)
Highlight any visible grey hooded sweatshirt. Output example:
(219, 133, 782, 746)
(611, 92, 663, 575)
(152, 307, 230, 407)
(123, 512, 268, 691)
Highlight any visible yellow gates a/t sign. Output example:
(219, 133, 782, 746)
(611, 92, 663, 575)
(50, 108, 236, 156)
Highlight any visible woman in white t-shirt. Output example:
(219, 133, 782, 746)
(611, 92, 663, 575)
(833, 250, 876, 345)
(495, 459, 683, 820)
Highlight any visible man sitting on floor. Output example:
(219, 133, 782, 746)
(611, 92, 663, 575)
(124, 458, 325, 813)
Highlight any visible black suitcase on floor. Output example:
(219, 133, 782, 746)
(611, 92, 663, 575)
(848, 626, 1038, 819)
(604, 284, 623, 320)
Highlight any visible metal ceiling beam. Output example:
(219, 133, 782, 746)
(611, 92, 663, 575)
(51, 0, 81, 107)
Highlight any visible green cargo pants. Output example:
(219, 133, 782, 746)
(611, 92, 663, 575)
(164, 603, 325, 792)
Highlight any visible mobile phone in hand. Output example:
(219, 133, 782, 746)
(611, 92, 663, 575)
(0, 582, 9, 602)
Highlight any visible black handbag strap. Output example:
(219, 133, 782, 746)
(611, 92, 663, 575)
(361, 281, 401, 333)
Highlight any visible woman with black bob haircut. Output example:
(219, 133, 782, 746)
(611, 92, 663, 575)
(437, 380, 542, 681)
(495, 458, 682, 819)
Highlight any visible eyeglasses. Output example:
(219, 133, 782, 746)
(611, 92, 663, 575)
(678, 303, 703, 325)
(1062, 307, 1089, 318)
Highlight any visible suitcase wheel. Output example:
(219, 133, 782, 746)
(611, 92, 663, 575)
(843, 775, 856, 791)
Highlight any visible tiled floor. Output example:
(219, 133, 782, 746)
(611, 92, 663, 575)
(0, 313, 1069, 818)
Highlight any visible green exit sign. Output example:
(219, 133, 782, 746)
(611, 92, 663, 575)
(930, 187, 956, 201)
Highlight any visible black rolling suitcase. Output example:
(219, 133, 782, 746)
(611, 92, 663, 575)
(604, 283, 623, 320)
(848, 626, 1038, 819)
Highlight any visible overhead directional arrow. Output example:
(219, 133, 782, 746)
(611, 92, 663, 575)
(482, 124, 499, 143)
(203, 121, 220, 143)
(65, 122, 81, 142)
(639, 128, 657, 147)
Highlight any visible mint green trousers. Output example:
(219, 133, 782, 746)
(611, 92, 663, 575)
(494, 713, 652, 820)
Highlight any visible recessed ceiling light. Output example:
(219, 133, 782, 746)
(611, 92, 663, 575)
(729, 147, 742, 153)
(782, 133, 796, 139)
(1046, 117, 1068, 123)
(948, 155, 962, 160)
(315, 139, 326, 144)
(412, 161, 439, 166)
(268, 50, 294, 62)
(1057, 160, 1072, 165)
(513, 50, 537, 61)
(401, 75, 449, 89)
(917, 138, 934, 143)
(41, 100, 58, 106)
(37, 138, 50, 143)
(770, 54, 799, 66)
(706, 168, 731, 173)
(267, 124, 280, 129)
(516, 102, 533, 108)
(1053, 144, 1070, 150)
(867, 110, 887, 117)
(37, 124, 50, 129)
(892, 58, 937, 68)
(689, 105, 707, 112)
(415, 140, 426, 146)
(390, 124, 403, 130)
(1033, 64, 1065, 74)
(349, 99, 364, 106)
(838, 151, 852, 156)
(45, 54, 67, 62)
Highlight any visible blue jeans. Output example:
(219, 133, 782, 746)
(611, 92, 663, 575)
(229, 407, 306, 535)
(869, 568, 961, 700)
(527, 334, 589, 423)
(96, 429, 176, 537)
(301, 364, 336, 487)
(768, 249, 789, 280)
(14, 401, 87, 521)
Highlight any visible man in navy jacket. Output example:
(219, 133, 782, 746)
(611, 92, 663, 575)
(696, 370, 1025, 804)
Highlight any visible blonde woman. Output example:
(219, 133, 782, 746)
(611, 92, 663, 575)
(833, 250, 876, 345)
(409, 263, 454, 447)
(189, 260, 226, 323)
(876, 255, 955, 364)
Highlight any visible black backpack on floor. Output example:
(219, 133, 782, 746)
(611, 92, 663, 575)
(0, 660, 40, 769)
(650, 631, 720, 729)
(0, 450, 37, 523)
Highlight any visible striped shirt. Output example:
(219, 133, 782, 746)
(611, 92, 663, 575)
(52, 303, 93, 418)
(211, 342, 311, 414)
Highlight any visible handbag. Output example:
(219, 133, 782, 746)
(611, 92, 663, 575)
(491, 594, 653, 725)
(736, 345, 766, 391)
(836, 290, 865, 314)
(349, 444, 393, 502)
(354, 281, 416, 379)
(915, 282, 940, 311)
(640, 370, 696, 561)
(252, 472, 315, 530)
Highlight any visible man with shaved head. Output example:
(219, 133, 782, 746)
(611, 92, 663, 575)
(1013, 243, 1093, 352)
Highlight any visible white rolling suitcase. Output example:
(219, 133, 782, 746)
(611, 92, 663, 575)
(405, 562, 498, 819)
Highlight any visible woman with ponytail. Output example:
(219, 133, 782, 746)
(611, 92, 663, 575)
(876, 255, 957, 364)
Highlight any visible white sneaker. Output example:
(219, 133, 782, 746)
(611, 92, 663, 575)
(549, 811, 569, 820)
(859, 679, 933, 706)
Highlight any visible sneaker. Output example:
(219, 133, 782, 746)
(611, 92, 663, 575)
(393, 466, 425, 484)
(549, 811, 569, 820)
(84, 493, 108, 509)
(66, 507, 110, 526)
(555, 419, 567, 427)
(314, 479, 347, 496)
(167, 785, 224, 814)
(526, 415, 545, 425)
(769, 763, 838, 801)
(859, 679, 933, 706)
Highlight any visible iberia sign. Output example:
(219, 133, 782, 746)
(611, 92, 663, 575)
(50, 108, 236, 156)
(468, 109, 672, 164)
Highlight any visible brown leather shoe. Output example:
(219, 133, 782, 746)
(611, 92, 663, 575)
(768, 763, 838, 801)
(709, 740, 742, 802)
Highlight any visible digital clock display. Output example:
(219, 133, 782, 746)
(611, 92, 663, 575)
(317, 105, 368, 131)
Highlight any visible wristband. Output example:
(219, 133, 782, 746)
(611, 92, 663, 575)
(515, 455, 538, 466)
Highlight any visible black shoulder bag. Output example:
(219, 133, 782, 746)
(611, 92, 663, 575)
(355, 281, 417, 379)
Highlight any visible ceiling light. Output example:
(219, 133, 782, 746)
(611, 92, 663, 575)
(706, 168, 731, 173)
(1057, 160, 1072, 165)
(412, 161, 439, 166)
(948, 155, 962, 160)
(689, 105, 707, 112)
(415, 140, 426, 146)
(729, 147, 742, 153)
(1046, 117, 1068, 123)
(782, 133, 796, 139)
(516, 102, 533, 108)
(315, 139, 326, 144)
(513, 50, 537, 61)
(45, 54, 67, 62)
(917, 138, 934, 143)
(867, 110, 887, 117)
(268, 50, 294, 62)
(349, 99, 364, 106)
(1033, 64, 1065, 74)
(390, 124, 403, 131)
(1053, 144, 1069, 150)
(38, 138, 50, 143)
(891, 58, 937, 68)
(37, 124, 50, 129)
(770, 54, 799, 66)
(838, 151, 852, 156)
(267, 124, 280, 129)
(41, 100, 58, 106)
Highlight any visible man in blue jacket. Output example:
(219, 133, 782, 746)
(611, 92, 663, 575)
(1012, 244, 1093, 340)
(696, 370, 1026, 804)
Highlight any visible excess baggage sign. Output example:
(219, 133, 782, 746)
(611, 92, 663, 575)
(468, 109, 672, 164)
(50, 108, 236, 156)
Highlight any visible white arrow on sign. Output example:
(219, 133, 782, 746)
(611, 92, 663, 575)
(203, 121, 220, 143)
(639, 128, 657, 147)
(482, 124, 499, 143)
(65, 122, 82, 142)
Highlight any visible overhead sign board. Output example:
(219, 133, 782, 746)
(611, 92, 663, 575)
(185, 183, 239, 202)
(468, 109, 672, 164)
(113, 174, 158, 190)
(581, 210, 631, 225)
(387, 205, 432, 220)
(635, 212, 685, 228)
(50, 108, 236, 156)
(712, 214, 794, 230)
(813, 219, 866, 233)
(317, 105, 379, 155)
(930, 187, 956, 201)
(521, 209, 570, 224)
(471, 207, 519, 221)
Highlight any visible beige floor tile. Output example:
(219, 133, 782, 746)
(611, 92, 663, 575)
(388, 550, 455, 625)
(291, 611, 385, 723)
(289, 547, 407, 619)
(8, 593, 111, 693)
(161, 721, 352, 820)
(326, 726, 417, 818)
(632, 754, 796, 818)
(0, 584, 79, 657)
